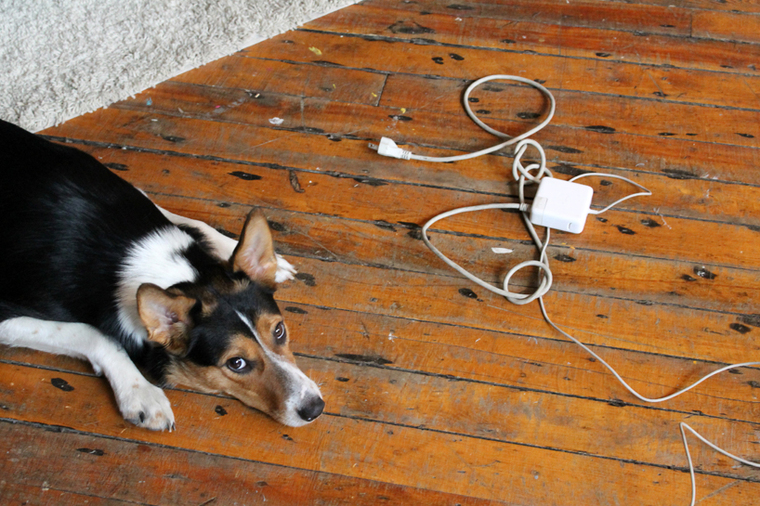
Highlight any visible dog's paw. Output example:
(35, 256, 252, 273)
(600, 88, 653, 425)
(275, 254, 297, 283)
(116, 380, 175, 431)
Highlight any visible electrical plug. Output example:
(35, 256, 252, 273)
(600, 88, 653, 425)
(368, 137, 412, 160)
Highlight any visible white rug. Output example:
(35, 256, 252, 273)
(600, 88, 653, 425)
(0, 0, 357, 132)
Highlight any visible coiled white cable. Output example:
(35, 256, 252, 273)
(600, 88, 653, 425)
(370, 75, 555, 163)
(374, 75, 760, 505)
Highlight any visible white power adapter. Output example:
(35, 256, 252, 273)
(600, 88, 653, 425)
(529, 177, 594, 234)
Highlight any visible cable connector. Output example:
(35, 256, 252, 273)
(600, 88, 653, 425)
(368, 137, 412, 160)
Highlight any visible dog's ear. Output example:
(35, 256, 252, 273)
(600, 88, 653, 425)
(137, 283, 196, 355)
(231, 209, 278, 290)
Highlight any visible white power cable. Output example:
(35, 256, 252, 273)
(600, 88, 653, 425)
(369, 75, 555, 162)
(569, 172, 652, 215)
(421, 138, 553, 306)
(679, 422, 760, 506)
(373, 75, 760, 505)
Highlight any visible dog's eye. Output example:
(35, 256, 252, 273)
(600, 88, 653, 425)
(273, 322, 287, 345)
(225, 357, 251, 373)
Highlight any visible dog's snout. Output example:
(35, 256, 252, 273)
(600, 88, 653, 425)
(297, 395, 325, 422)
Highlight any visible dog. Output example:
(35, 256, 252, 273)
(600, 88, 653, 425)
(0, 120, 324, 430)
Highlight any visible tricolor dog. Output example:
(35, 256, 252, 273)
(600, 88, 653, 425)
(0, 120, 324, 430)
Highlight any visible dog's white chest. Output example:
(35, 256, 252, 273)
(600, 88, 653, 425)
(116, 226, 198, 343)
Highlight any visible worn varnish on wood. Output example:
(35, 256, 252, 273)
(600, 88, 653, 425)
(2, 0, 760, 504)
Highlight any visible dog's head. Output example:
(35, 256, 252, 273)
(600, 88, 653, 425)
(135, 211, 324, 427)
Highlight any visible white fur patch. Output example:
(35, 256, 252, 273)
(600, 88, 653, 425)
(156, 203, 297, 282)
(156, 205, 237, 260)
(275, 254, 297, 283)
(116, 226, 197, 344)
(0, 317, 174, 431)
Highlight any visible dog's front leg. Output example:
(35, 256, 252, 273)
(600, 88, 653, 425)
(156, 205, 297, 283)
(0, 317, 175, 431)
(157, 205, 238, 258)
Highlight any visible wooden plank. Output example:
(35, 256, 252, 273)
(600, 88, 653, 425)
(374, 0, 760, 16)
(47, 94, 760, 194)
(57, 144, 760, 275)
(0, 484, 128, 506)
(20, 140, 754, 320)
(3, 349, 760, 482)
(2, 362, 759, 504)
(0, 422, 492, 506)
(45, 144, 757, 316)
(143, 196, 759, 315)
(305, 2, 760, 75)
(4, 289, 760, 430)
(285, 304, 760, 424)
(623, 0, 760, 14)
(693, 9, 760, 44)
(243, 29, 760, 109)
(11, 171, 751, 424)
(68, 127, 760, 233)
(350, 0, 693, 36)
(1, 193, 757, 426)
(378, 73, 760, 145)
(109, 76, 760, 186)
(272, 256, 760, 364)
(174, 56, 387, 105)
(118, 76, 760, 150)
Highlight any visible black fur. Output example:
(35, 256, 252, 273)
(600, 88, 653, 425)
(0, 121, 166, 327)
(0, 120, 254, 375)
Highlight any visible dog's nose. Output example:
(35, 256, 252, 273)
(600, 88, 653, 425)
(297, 395, 325, 422)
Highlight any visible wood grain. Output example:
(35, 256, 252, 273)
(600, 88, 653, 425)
(308, 1, 760, 75)
(3, 362, 760, 504)
(44, 146, 760, 315)
(0, 422, 491, 506)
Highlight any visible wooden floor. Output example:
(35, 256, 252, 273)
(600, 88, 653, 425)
(3, 0, 760, 504)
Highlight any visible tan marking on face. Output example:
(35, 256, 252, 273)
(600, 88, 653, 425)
(164, 326, 303, 424)
(255, 314, 295, 360)
(200, 298, 218, 319)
